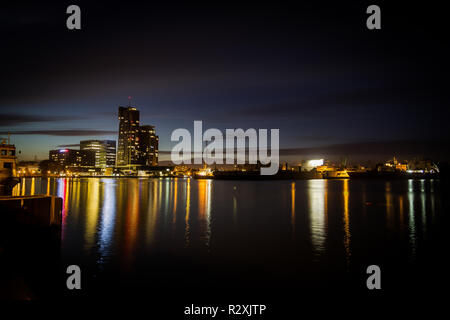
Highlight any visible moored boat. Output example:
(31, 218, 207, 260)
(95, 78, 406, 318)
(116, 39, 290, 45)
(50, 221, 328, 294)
(0, 139, 20, 195)
(322, 170, 350, 179)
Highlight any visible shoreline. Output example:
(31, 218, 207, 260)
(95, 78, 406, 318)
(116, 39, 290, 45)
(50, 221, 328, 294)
(13, 175, 441, 181)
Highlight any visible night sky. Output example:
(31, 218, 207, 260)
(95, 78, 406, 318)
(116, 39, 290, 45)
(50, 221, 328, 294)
(1, 2, 449, 163)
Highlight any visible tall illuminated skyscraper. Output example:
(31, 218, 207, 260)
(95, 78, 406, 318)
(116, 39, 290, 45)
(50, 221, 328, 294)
(117, 105, 159, 167)
(117, 106, 140, 166)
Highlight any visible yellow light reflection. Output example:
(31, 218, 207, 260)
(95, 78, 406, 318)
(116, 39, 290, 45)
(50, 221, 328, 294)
(85, 179, 100, 252)
(385, 182, 394, 230)
(185, 178, 191, 247)
(64, 179, 69, 220)
(146, 179, 159, 246)
(173, 178, 178, 223)
(21, 178, 25, 196)
(308, 179, 327, 260)
(291, 182, 296, 237)
(30, 178, 35, 196)
(343, 179, 351, 267)
(198, 179, 212, 249)
(12, 179, 20, 196)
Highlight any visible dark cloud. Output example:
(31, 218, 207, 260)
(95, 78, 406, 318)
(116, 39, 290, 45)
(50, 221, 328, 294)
(56, 143, 81, 148)
(233, 86, 448, 120)
(295, 135, 334, 142)
(0, 130, 116, 136)
(161, 139, 450, 160)
(279, 140, 450, 159)
(0, 113, 85, 127)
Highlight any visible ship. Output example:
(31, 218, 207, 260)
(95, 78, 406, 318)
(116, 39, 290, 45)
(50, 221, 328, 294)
(347, 170, 439, 180)
(322, 170, 350, 179)
(0, 139, 19, 195)
(204, 169, 322, 180)
(350, 156, 440, 180)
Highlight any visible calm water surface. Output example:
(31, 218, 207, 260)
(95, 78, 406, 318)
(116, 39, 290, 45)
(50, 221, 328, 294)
(12, 177, 446, 295)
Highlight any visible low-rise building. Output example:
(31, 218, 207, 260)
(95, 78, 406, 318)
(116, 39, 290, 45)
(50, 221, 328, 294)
(80, 140, 116, 168)
(49, 149, 95, 169)
(17, 161, 40, 176)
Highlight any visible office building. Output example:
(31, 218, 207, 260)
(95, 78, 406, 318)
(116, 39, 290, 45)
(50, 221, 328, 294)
(117, 106, 140, 166)
(80, 140, 116, 167)
(49, 149, 95, 168)
(105, 140, 116, 167)
(117, 105, 159, 167)
(138, 125, 159, 166)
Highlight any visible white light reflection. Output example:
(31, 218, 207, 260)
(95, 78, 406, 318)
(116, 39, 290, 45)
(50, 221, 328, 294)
(308, 179, 327, 260)
(408, 179, 416, 260)
(98, 179, 116, 263)
(420, 180, 426, 236)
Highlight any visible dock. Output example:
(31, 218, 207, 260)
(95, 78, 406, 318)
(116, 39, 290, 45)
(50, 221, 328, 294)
(0, 195, 63, 299)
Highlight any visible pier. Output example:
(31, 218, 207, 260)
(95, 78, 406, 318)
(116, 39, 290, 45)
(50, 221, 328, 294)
(0, 195, 63, 299)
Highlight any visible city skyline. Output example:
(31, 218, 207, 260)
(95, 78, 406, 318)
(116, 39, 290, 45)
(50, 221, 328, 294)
(4, 99, 450, 165)
(1, 3, 449, 163)
(43, 105, 159, 173)
(1, 2, 448, 309)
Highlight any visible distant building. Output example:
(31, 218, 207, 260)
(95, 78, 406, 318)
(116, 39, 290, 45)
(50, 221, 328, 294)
(117, 106, 140, 166)
(80, 140, 116, 167)
(117, 105, 159, 168)
(49, 149, 95, 168)
(383, 156, 408, 172)
(407, 159, 439, 173)
(138, 125, 159, 166)
(17, 161, 40, 176)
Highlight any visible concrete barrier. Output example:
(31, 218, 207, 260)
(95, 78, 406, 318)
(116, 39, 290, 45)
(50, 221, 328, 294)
(0, 195, 62, 299)
(0, 195, 62, 227)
